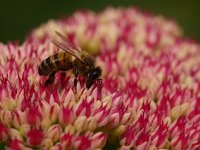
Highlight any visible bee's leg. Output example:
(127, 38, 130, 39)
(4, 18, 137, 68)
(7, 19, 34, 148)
(73, 68, 78, 89)
(45, 71, 56, 86)
(60, 71, 66, 79)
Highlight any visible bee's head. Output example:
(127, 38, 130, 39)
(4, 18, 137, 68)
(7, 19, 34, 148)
(86, 66, 102, 89)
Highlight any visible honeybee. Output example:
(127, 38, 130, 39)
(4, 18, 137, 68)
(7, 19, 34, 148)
(38, 31, 102, 89)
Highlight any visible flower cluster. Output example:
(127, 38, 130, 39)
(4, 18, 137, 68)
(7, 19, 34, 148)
(0, 7, 199, 150)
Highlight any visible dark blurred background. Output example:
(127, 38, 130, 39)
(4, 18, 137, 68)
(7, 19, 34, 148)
(0, 0, 200, 44)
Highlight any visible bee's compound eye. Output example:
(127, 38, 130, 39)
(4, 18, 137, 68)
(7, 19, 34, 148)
(88, 70, 99, 80)
(93, 71, 98, 77)
(88, 67, 101, 81)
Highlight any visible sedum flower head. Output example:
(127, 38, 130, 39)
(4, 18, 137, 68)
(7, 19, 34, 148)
(0, 7, 200, 150)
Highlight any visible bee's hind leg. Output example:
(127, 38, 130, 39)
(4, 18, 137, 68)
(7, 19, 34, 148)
(45, 71, 56, 86)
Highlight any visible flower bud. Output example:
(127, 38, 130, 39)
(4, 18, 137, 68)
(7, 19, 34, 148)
(27, 128, 44, 146)
(74, 116, 88, 132)
(47, 124, 62, 143)
(41, 138, 54, 150)
(91, 132, 107, 149)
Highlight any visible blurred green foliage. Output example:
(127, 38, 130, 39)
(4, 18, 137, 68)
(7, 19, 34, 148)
(0, 0, 200, 43)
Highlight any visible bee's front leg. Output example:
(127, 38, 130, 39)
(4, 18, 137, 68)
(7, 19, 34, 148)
(73, 68, 78, 89)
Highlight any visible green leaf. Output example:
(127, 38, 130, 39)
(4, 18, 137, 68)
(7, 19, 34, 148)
(0, 142, 6, 150)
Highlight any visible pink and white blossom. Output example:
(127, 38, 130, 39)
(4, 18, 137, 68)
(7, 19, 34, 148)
(0, 7, 199, 149)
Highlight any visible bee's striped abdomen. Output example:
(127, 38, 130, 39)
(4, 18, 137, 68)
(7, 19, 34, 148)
(38, 52, 73, 76)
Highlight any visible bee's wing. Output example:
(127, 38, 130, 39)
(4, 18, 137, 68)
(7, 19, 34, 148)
(55, 31, 82, 52)
(52, 31, 84, 63)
